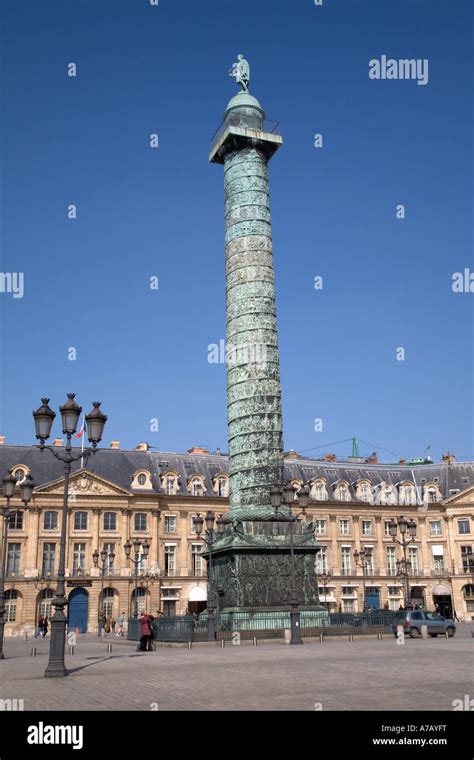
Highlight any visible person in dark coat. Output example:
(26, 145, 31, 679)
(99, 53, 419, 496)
(138, 613, 154, 651)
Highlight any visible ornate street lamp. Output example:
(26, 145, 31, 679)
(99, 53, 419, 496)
(276, 482, 312, 645)
(194, 512, 217, 641)
(316, 572, 332, 610)
(93, 547, 116, 635)
(0, 469, 34, 659)
(353, 548, 373, 611)
(32, 394, 107, 678)
(388, 515, 417, 607)
(124, 539, 150, 618)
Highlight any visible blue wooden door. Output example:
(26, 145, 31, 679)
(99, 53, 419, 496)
(68, 588, 89, 632)
(365, 589, 380, 610)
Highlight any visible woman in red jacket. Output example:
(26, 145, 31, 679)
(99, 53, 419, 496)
(138, 613, 155, 651)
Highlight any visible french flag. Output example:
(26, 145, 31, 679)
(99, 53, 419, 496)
(75, 416, 85, 439)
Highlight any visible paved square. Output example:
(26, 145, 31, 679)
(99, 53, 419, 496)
(0, 626, 472, 711)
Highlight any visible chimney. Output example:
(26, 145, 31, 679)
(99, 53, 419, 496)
(52, 438, 64, 447)
(366, 452, 378, 464)
(187, 446, 209, 455)
(135, 442, 149, 452)
(442, 452, 456, 464)
(110, 441, 120, 450)
(0, 435, 5, 445)
(284, 449, 303, 459)
(322, 453, 337, 462)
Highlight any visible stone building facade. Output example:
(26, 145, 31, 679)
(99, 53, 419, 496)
(1, 439, 473, 634)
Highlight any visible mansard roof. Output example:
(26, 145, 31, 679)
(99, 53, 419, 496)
(0, 445, 472, 502)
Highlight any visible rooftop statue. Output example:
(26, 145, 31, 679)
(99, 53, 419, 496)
(229, 54, 250, 93)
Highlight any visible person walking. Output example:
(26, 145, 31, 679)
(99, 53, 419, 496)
(116, 611, 125, 636)
(42, 616, 49, 638)
(111, 617, 116, 634)
(36, 615, 45, 638)
(138, 612, 154, 652)
(104, 616, 112, 634)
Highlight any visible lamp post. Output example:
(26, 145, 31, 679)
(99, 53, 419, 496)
(316, 572, 332, 610)
(33, 394, 107, 678)
(353, 548, 373, 611)
(388, 516, 417, 608)
(0, 470, 34, 659)
(124, 539, 150, 617)
(194, 512, 225, 641)
(272, 482, 311, 645)
(92, 547, 115, 635)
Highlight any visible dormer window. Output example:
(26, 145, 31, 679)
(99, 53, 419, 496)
(188, 475, 206, 497)
(335, 483, 350, 502)
(131, 470, 152, 490)
(11, 465, 30, 485)
(312, 479, 327, 501)
(217, 477, 228, 497)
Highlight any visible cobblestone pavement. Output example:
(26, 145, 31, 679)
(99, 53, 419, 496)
(0, 625, 472, 711)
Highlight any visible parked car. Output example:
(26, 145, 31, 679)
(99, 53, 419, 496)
(391, 610, 456, 638)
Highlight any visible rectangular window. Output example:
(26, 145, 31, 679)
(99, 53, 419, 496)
(315, 519, 326, 535)
(8, 511, 23, 530)
(364, 549, 374, 574)
(6, 543, 21, 576)
(134, 513, 147, 532)
(341, 546, 352, 575)
(343, 599, 355, 612)
(164, 515, 176, 533)
(362, 520, 372, 536)
(72, 543, 86, 575)
(341, 586, 356, 596)
(384, 521, 392, 537)
(466, 600, 474, 612)
(339, 519, 350, 535)
(388, 586, 402, 596)
(42, 543, 56, 576)
(433, 555, 445, 574)
(191, 544, 203, 576)
(315, 546, 328, 573)
(429, 521, 442, 536)
(103, 512, 117, 531)
(386, 546, 396, 575)
(408, 547, 419, 573)
(461, 546, 473, 573)
(458, 519, 471, 535)
(74, 512, 88, 531)
(43, 511, 58, 530)
(164, 545, 176, 576)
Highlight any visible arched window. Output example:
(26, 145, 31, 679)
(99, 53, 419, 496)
(131, 587, 147, 615)
(190, 477, 204, 497)
(102, 587, 116, 618)
(38, 589, 54, 619)
(131, 471, 152, 489)
(463, 584, 474, 598)
(5, 590, 18, 622)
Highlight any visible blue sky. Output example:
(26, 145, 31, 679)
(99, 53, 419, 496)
(0, 0, 472, 462)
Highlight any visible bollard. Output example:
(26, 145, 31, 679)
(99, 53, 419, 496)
(68, 645, 75, 655)
(445, 631, 449, 640)
(106, 643, 113, 654)
(421, 624, 428, 640)
(220, 639, 225, 648)
(319, 633, 324, 644)
(349, 634, 354, 642)
(31, 647, 37, 657)
(253, 637, 257, 647)
(23, 631, 28, 641)
(187, 640, 192, 650)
